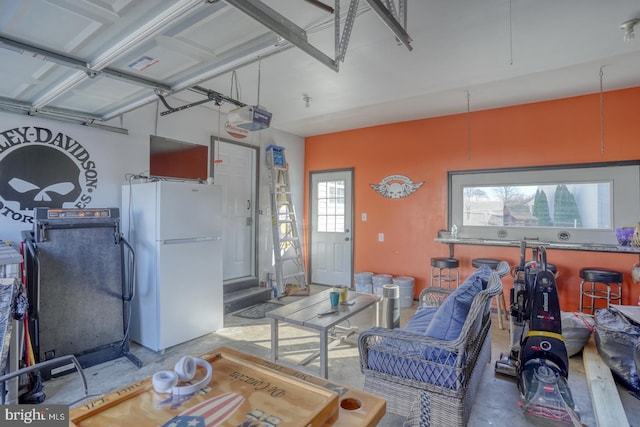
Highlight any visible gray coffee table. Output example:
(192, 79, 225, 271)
(266, 288, 380, 378)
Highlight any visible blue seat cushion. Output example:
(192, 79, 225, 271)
(404, 306, 438, 334)
(425, 265, 492, 340)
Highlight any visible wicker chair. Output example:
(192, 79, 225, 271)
(358, 261, 509, 426)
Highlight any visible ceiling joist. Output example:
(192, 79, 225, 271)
(365, 0, 412, 50)
(158, 0, 414, 116)
(0, 97, 128, 134)
(0, 0, 413, 130)
(224, 0, 340, 71)
(335, 0, 360, 62)
(0, 35, 171, 94)
(224, 0, 412, 72)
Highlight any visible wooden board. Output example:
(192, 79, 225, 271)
(582, 336, 630, 427)
(70, 348, 339, 427)
(220, 347, 386, 427)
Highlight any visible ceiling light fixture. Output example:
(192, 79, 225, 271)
(620, 18, 640, 41)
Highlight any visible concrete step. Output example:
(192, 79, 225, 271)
(223, 286, 272, 315)
(223, 276, 259, 295)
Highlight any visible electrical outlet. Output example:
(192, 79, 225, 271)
(362, 212, 367, 221)
(378, 233, 384, 242)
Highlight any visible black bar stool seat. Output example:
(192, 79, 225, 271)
(580, 268, 624, 283)
(430, 257, 460, 289)
(579, 267, 623, 315)
(432, 257, 459, 269)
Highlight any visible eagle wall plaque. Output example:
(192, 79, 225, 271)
(370, 175, 424, 199)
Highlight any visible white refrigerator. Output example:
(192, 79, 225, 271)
(122, 181, 223, 352)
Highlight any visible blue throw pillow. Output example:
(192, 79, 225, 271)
(404, 306, 438, 334)
(425, 265, 492, 340)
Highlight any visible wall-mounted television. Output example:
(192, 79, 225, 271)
(150, 135, 209, 180)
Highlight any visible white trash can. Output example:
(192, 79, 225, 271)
(393, 276, 415, 308)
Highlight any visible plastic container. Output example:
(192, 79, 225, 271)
(266, 145, 285, 167)
(338, 285, 349, 303)
(372, 274, 392, 296)
(393, 276, 415, 308)
(354, 271, 374, 293)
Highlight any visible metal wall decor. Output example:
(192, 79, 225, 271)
(370, 174, 424, 199)
(0, 125, 101, 225)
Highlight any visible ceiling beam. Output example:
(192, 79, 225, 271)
(0, 97, 128, 134)
(304, 0, 334, 14)
(224, 0, 340, 71)
(336, 0, 360, 62)
(0, 36, 172, 94)
(101, 38, 292, 121)
(364, 0, 412, 50)
(89, 0, 203, 70)
(0, 96, 102, 120)
(0, 35, 85, 71)
(23, 0, 203, 108)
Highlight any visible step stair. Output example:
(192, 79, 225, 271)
(223, 277, 272, 314)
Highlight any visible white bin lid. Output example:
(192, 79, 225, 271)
(393, 276, 415, 285)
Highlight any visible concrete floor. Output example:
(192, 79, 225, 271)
(43, 286, 639, 426)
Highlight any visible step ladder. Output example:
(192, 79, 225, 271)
(266, 145, 309, 297)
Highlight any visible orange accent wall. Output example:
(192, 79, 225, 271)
(304, 87, 640, 311)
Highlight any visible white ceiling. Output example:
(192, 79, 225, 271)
(1, 0, 639, 137)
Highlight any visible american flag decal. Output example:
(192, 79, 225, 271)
(162, 392, 245, 427)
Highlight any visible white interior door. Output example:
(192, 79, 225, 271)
(212, 140, 256, 280)
(310, 170, 353, 286)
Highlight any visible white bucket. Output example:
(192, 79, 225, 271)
(355, 282, 373, 293)
(393, 276, 415, 308)
(354, 271, 374, 293)
(372, 274, 392, 296)
(355, 271, 374, 282)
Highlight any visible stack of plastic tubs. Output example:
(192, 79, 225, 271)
(372, 273, 393, 296)
(393, 276, 415, 308)
(354, 272, 374, 294)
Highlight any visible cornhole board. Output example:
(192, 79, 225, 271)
(69, 346, 386, 427)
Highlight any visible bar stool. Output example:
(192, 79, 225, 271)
(472, 258, 509, 329)
(430, 257, 460, 289)
(579, 268, 623, 315)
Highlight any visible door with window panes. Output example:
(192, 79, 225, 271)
(310, 170, 353, 286)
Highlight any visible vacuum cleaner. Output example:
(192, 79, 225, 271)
(495, 242, 580, 425)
